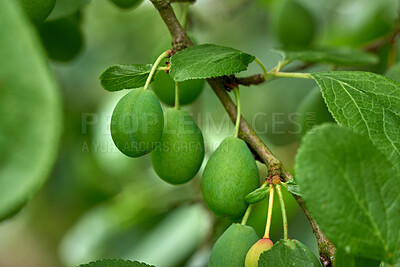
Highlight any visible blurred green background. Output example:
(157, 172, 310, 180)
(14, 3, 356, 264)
(0, 0, 399, 266)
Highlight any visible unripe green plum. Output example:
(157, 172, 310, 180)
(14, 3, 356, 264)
(109, 0, 144, 9)
(111, 89, 164, 157)
(245, 238, 274, 267)
(209, 224, 259, 267)
(273, 0, 315, 47)
(38, 13, 83, 62)
(20, 0, 55, 24)
(152, 71, 204, 106)
(202, 137, 260, 219)
(296, 87, 334, 136)
(151, 108, 204, 184)
(151, 37, 204, 106)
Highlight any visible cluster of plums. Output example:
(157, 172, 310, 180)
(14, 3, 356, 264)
(110, 87, 205, 184)
(110, 68, 277, 266)
(110, 40, 207, 184)
(209, 223, 320, 266)
(209, 224, 273, 267)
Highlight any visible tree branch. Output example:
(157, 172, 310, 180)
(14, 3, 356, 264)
(150, 0, 193, 51)
(235, 74, 265, 86)
(150, 0, 335, 264)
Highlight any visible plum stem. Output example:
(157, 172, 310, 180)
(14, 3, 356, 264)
(144, 51, 170, 90)
(241, 204, 253, 225)
(264, 185, 274, 239)
(276, 184, 289, 240)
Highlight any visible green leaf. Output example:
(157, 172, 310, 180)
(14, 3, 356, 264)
(0, 0, 61, 220)
(335, 248, 380, 267)
(282, 179, 301, 196)
(311, 71, 400, 170)
(49, 0, 90, 20)
(295, 124, 400, 263)
(78, 259, 154, 267)
(245, 187, 270, 204)
(99, 64, 153, 92)
(276, 47, 379, 66)
(169, 44, 255, 82)
(258, 239, 321, 266)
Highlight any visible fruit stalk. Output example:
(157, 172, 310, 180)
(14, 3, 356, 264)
(144, 51, 170, 90)
(233, 88, 241, 138)
(264, 184, 274, 239)
(276, 184, 288, 239)
(241, 204, 253, 225)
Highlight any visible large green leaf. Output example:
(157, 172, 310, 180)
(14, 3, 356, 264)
(295, 124, 400, 264)
(78, 259, 154, 267)
(99, 64, 153, 92)
(276, 47, 378, 66)
(258, 239, 321, 266)
(335, 249, 380, 267)
(311, 71, 400, 170)
(169, 44, 255, 81)
(0, 0, 61, 220)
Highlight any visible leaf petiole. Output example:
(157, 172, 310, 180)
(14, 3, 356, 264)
(269, 60, 289, 73)
(254, 57, 268, 77)
(267, 72, 311, 79)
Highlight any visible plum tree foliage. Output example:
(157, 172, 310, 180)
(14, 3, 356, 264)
(2, 0, 400, 266)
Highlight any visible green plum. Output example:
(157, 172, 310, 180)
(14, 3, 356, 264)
(20, 0, 55, 24)
(151, 108, 204, 184)
(245, 238, 274, 267)
(152, 71, 204, 106)
(151, 37, 204, 106)
(109, 0, 144, 9)
(272, 0, 315, 47)
(202, 137, 260, 219)
(209, 224, 259, 267)
(38, 12, 83, 62)
(111, 88, 164, 157)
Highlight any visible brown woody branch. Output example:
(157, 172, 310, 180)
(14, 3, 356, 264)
(150, 0, 335, 265)
(235, 74, 265, 86)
